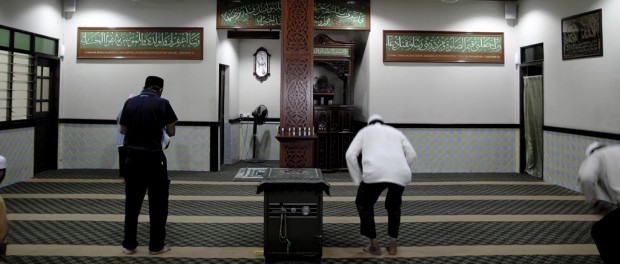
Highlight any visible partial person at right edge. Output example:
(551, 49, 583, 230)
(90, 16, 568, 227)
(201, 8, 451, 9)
(578, 142, 620, 264)
(119, 76, 178, 255)
(345, 114, 417, 256)
(0, 155, 9, 263)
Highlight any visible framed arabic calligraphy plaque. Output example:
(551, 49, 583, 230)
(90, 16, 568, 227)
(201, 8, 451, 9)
(216, 0, 369, 30)
(77, 27, 203, 60)
(561, 9, 602, 60)
(383, 30, 504, 63)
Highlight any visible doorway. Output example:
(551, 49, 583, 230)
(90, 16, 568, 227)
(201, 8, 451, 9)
(519, 43, 544, 178)
(34, 56, 60, 173)
(218, 64, 231, 168)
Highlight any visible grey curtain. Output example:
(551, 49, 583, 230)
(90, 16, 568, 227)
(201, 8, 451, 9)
(524, 75, 543, 177)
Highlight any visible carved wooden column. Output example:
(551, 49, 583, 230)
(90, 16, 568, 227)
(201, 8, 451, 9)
(276, 0, 315, 168)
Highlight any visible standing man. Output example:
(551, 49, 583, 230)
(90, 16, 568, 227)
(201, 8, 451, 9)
(119, 76, 178, 255)
(578, 142, 620, 264)
(0, 155, 9, 263)
(345, 114, 416, 256)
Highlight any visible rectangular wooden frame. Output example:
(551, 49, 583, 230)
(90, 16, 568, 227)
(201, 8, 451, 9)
(561, 9, 603, 60)
(216, 0, 370, 31)
(77, 27, 203, 60)
(383, 30, 504, 63)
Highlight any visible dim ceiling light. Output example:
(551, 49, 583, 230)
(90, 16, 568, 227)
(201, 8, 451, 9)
(442, 0, 459, 3)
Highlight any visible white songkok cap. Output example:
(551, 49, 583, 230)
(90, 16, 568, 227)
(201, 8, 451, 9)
(367, 114, 384, 124)
(585, 141, 606, 157)
(0, 155, 6, 169)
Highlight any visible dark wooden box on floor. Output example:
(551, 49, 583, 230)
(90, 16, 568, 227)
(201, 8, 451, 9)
(256, 168, 330, 263)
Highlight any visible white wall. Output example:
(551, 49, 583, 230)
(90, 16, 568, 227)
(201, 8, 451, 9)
(0, 0, 63, 40)
(238, 39, 281, 118)
(3, 0, 619, 133)
(216, 30, 240, 119)
(60, 0, 219, 122)
(518, 0, 620, 134)
(366, 0, 519, 124)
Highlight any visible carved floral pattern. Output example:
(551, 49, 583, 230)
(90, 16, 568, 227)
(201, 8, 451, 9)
(286, 0, 310, 52)
(341, 109, 351, 131)
(316, 61, 349, 79)
(284, 144, 309, 168)
(279, 0, 314, 168)
(284, 58, 310, 128)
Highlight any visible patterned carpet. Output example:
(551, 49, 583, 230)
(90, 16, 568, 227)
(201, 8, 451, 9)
(0, 161, 605, 263)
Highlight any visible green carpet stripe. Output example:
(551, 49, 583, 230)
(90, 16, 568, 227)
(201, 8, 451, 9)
(25, 178, 552, 186)
(7, 244, 599, 258)
(7, 213, 601, 223)
(2, 194, 584, 201)
(2, 167, 602, 263)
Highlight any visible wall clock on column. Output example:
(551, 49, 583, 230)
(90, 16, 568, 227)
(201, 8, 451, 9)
(253, 47, 271, 83)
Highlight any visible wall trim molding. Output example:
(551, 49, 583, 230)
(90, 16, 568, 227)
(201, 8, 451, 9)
(391, 123, 519, 129)
(50, 119, 620, 140)
(58, 119, 217, 126)
(544, 126, 620, 140)
(352, 121, 520, 129)
(0, 121, 34, 130)
(229, 117, 280, 124)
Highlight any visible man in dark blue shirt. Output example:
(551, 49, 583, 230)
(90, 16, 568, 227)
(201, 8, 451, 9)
(119, 76, 178, 255)
(0, 155, 8, 263)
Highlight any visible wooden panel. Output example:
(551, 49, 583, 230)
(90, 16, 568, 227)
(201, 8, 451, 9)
(327, 134, 339, 169)
(314, 106, 331, 133)
(339, 132, 353, 169)
(313, 34, 355, 105)
(281, 56, 313, 128)
(339, 106, 354, 131)
(279, 139, 315, 168)
(278, 0, 315, 168)
(315, 134, 328, 169)
(312, 105, 354, 171)
(281, 0, 314, 56)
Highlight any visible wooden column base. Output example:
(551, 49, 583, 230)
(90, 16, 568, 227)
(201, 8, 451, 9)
(276, 135, 317, 168)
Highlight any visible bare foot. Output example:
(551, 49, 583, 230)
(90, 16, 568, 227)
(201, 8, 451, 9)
(387, 238, 397, 255)
(363, 239, 382, 256)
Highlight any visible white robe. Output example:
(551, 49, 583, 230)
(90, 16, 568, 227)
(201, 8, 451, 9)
(579, 144, 620, 205)
(345, 123, 416, 186)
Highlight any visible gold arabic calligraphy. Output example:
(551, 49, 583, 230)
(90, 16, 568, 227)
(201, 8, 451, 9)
(386, 35, 502, 53)
(80, 32, 201, 49)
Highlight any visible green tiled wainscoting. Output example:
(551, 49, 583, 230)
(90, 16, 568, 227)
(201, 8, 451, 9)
(235, 125, 519, 173)
(0, 127, 34, 186)
(402, 128, 519, 173)
(59, 124, 211, 171)
(544, 130, 619, 194)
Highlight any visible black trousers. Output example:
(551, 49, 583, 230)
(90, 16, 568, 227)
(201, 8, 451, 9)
(122, 149, 170, 252)
(118, 146, 127, 179)
(591, 206, 620, 264)
(355, 182, 405, 239)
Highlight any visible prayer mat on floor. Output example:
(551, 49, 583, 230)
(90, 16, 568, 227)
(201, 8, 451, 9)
(233, 167, 270, 181)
